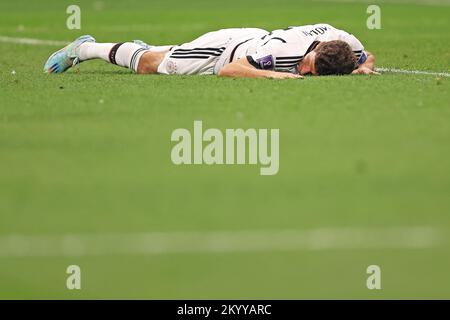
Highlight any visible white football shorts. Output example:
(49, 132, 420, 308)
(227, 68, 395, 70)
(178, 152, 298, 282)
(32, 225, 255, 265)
(157, 28, 268, 75)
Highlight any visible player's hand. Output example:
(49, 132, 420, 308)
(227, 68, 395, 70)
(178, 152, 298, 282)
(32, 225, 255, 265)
(352, 67, 380, 75)
(268, 73, 303, 79)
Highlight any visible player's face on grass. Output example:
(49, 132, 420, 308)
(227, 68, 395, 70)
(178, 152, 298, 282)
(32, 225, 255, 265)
(298, 51, 318, 76)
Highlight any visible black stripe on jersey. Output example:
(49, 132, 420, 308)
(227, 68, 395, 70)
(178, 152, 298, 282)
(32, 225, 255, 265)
(276, 59, 302, 63)
(276, 59, 301, 63)
(276, 63, 301, 67)
(172, 51, 223, 56)
(305, 41, 320, 55)
(277, 68, 296, 72)
(173, 47, 225, 53)
(170, 55, 211, 59)
(171, 47, 225, 59)
(260, 32, 273, 40)
(171, 52, 222, 57)
(276, 56, 303, 60)
(229, 38, 253, 63)
(262, 37, 287, 46)
(276, 63, 300, 67)
(247, 56, 261, 69)
(276, 55, 303, 68)
(272, 37, 286, 43)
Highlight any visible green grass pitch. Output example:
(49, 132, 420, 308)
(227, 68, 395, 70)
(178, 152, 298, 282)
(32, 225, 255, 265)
(0, 0, 449, 298)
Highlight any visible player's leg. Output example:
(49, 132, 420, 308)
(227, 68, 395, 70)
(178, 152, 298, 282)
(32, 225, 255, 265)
(135, 51, 168, 74)
(43, 35, 170, 74)
(78, 41, 149, 72)
(155, 29, 233, 76)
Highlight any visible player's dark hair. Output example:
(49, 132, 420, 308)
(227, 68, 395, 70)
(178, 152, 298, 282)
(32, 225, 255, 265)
(314, 40, 357, 75)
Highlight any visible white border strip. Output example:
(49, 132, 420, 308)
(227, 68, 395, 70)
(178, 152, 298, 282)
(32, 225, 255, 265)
(312, 0, 450, 6)
(0, 227, 444, 257)
(377, 67, 450, 77)
(0, 36, 68, 46)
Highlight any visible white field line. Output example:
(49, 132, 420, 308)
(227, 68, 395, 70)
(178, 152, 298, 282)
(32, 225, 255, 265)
(312, 0, 450, 6)
(0, 36, 68, 46)
(0, 227, 445, 257)
(376, 67, 450, 77)
(1, 35, 448, 77)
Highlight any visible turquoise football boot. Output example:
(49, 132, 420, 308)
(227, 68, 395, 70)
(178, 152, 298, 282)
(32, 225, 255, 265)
(43, 35, 96, 74)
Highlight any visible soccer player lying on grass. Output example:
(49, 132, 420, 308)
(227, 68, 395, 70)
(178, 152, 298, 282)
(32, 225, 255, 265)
(44, 24, 378, 78)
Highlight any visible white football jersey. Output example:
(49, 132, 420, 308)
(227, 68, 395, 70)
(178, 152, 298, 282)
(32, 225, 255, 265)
(242, 24, 367, 73)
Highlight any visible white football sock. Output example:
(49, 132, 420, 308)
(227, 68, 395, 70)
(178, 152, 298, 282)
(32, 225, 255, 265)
(78, 42, 114, 61)
(79, 42, 148, 72)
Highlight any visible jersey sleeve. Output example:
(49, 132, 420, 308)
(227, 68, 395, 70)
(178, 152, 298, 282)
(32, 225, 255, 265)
(246, 36, 298, 70)
(246, 42, 277, 70)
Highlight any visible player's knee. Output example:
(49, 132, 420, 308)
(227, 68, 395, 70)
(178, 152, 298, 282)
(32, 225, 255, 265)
(136, 52, 154, 74)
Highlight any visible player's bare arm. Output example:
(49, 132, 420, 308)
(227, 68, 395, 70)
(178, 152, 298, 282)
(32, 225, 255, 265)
(218, 58, 302, 79)
(352, 51, 379, 75)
